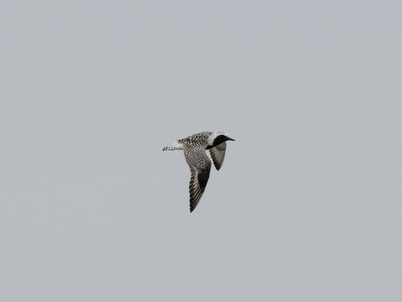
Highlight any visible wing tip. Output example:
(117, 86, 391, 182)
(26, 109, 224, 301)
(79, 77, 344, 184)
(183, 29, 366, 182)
(189, 202, 197, 213)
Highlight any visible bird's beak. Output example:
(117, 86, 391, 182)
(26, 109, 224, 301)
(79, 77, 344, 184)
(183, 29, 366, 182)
(227, 137, 235, 141)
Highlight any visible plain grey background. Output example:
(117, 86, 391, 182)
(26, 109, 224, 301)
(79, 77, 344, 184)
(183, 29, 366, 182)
(1, 1, 401, 301)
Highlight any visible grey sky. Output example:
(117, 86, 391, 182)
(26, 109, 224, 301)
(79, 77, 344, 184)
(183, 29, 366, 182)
(1, 1, 401, 301)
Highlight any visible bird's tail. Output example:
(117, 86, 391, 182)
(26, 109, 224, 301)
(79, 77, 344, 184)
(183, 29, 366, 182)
(162, 142, 183, 151)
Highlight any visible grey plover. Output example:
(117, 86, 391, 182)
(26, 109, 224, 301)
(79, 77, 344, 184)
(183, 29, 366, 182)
(162, 131, 235, 212)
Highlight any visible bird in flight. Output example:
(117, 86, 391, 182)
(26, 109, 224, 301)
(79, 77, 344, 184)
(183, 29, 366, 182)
(162, 131, 235, 212)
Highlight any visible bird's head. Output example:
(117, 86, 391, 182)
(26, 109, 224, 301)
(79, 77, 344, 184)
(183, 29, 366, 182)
(207, 131, 235, 148)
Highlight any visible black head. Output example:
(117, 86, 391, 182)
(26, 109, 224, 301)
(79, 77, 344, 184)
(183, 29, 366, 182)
(213, 134, 235, 146)
(206, 132, 235, 149)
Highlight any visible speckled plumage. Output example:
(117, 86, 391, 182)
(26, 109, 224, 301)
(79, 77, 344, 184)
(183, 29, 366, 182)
(162, 131, 235, 212)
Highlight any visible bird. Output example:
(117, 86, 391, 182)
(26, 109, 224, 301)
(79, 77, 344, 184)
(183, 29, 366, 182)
(162, 131, 235, 212)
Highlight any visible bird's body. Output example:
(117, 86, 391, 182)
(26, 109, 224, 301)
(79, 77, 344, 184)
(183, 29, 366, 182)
(162, 131, 235, 212)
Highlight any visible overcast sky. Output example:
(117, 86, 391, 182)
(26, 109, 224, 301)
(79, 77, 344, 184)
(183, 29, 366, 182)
(1, 1, 401, 301)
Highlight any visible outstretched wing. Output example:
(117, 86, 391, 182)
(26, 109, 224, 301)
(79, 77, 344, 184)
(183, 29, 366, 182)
(183, 146, 211, 212)
(209, 142, 227, 171)
(188, 164, 211, 212)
